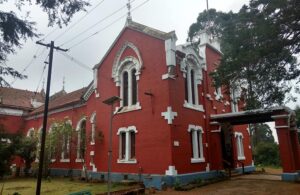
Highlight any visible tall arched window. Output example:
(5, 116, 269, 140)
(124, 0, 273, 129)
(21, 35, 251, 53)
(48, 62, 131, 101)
(182, 54, 204, 112)
(122, 71, 129, 107)
(131, 69, 137, 105)
(90, 112, 96, 145)
(76, 118, 86, 162)
(118, 60, 141, 109)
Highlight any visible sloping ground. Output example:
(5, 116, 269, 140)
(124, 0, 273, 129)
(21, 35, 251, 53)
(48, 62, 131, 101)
(157, 175, 300, 195)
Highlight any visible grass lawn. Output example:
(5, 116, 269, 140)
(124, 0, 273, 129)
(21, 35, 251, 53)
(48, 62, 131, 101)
(0, 178, 131, 195)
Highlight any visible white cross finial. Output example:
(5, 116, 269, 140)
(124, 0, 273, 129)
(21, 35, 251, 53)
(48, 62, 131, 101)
(161, 106, 178, 124)
(127, 0, 132, 21)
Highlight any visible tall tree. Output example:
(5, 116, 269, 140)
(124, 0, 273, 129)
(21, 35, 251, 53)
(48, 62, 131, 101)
(188, 0, 300, 109)
(0, 0, 90, 86)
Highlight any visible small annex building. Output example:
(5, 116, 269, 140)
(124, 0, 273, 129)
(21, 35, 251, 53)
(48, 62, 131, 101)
(1, 19, 299, 188)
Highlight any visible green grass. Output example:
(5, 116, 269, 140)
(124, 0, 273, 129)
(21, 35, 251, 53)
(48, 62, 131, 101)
(0, 178, 130, 195)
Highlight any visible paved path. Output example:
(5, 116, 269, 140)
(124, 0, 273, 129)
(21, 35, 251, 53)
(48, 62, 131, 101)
(233, 173, 281, 181)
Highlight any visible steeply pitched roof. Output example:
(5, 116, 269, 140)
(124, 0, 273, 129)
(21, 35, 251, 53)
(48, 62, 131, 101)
(93, 20, 177, 70)
(0, 87, 44, 111)
(29, 87, 87, 115)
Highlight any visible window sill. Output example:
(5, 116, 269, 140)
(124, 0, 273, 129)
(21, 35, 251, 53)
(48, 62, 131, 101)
(90, 141, 95, 145)
(117, 159, 137, 164)
(60, 159, 70, 163)
(116, 103, 141, 114)
(51, 159, 56, 163)
(238, 156, 245, 160)
(191, 158, 205, 163)
(183, 102, 204, 112)
(75, 158, 84, 163)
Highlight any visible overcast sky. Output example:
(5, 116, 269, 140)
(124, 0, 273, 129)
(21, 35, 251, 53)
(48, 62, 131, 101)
(2, 0, 250, 93)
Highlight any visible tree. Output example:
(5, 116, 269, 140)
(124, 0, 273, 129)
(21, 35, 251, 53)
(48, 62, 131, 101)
(295, 106, 300, 141)
(254, 142, 280, 166)
(16, 135, 37, 176)
(0, 125, 21, 178)
(0, 0, 90, 86)
(250, 123, 275, 148)
(188, 0, 300, 109)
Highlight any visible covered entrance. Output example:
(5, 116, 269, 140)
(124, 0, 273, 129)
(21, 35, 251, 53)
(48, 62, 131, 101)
(210, 106, 300, 181)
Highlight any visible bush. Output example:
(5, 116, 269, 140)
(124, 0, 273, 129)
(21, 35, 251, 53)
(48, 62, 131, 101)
(254, 142, 280, 166)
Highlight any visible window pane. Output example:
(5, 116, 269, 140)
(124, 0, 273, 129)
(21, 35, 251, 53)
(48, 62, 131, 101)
(121, 133, 126, 159)
(132, 69, 137, 105)
(198, 131, 203, 158)
(191, 69, 195, 104)
(185, 76, 188, 102)
(123, 72, 128, 106)
(130, 132, 135, 159)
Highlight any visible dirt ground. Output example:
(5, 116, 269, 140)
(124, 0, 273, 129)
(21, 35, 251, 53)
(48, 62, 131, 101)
(156, 174, 300, 195)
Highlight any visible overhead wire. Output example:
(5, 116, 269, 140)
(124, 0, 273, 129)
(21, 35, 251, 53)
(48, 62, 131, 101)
(67, 0, 150, 50)
(59, 0, 137, 47)
(53, 0, 105, 41)
(33, 54, 49, 99)
(57, 51, 92, 72)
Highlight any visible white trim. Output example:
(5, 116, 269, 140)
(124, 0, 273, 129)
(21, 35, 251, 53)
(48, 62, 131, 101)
(187, 125, 204, 133)
(235, 132, 245, 161)
(115, 102, 141, 114)
(191, 158, 205, 163)
(165, 165, 178, 176)
(60, 159, 70, 163)
(271, 114, 289, 119)
(0, 107, 24, 116)
(275, 126, 289, 129)
(26, 128, 35, 137)
(161, 106, 178, 124)
(75, 159, 84, 163)
(117, 159, 137, 164)
(183, 101, 204, 112)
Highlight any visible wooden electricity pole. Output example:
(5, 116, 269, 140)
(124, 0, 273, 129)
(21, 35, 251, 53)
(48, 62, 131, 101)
(35, 41, 68, 195)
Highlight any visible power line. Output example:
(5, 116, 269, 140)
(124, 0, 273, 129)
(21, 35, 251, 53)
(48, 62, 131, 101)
(33, 54, 49, 99)
(67, 0, 150, 50)
(58, 51, 92, 72)
(10, 46, 47, 86)
(59, 0, 137, 47)
(53, 0, 105, 41)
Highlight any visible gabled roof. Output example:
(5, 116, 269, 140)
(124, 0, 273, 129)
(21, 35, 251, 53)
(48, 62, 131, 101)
(28, 87, 87, 115)
(0, 87, 44, 111)
(93, 20, 176, 70)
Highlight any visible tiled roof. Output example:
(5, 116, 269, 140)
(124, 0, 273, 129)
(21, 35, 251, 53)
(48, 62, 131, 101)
(29, 87, 87, 115)
(0, 87, 44, 110)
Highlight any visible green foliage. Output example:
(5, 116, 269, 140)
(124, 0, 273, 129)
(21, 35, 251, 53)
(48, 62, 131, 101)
(0, 125, 20, 178)
(188, 0, 300, 109)
(15, 135, 37, 176)
(0, 0, 90, 86)
(250, 123, 275, 147)
(254, 142, 280, 166)
(295, 106, 300, 141)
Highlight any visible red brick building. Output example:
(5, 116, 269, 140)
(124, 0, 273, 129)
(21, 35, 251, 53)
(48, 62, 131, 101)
(2, 20, 298, 187)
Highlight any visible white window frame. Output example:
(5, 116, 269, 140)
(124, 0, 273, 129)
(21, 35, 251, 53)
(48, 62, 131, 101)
(115, 57, 141, 113)
(188, 125, 205, 163)
(75, 117, 86, 162)
(230, 87, 239, 112)
(60, 120, 71, 162)
(182, 55, 204, 112)
(214, 86, 223, 101)
(35, 127, 42, 162)
(48, 124, 57, 162)
(117, 126, 138, 164)
(26, 128, 35, 138)
(90, 112, 96, 145)
(235, 132, 245, 160)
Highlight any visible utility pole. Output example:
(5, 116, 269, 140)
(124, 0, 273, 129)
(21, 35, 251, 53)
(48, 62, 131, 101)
(35, 41, 68, 195)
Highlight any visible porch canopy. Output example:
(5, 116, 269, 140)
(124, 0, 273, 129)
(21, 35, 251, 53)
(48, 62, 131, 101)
(210, 106, 295, 125)
(210, 106, 300, 182)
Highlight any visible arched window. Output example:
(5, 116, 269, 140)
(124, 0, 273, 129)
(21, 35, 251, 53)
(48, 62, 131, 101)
(61, 120, 72, 162)
(235, 132, 245, 160)
(117, 126, 138, 164)
(76, 118, 86, 162)
(36, 127, 42, 161)
(119, 62, 140, 109)
(188, 125, 205, 163)
(183, 55, 203, 112)
(26, 128, 35, 138)
(122, 71, 129, 107)
(90, 112, 96, 145)
(131, 69, 137, 105)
